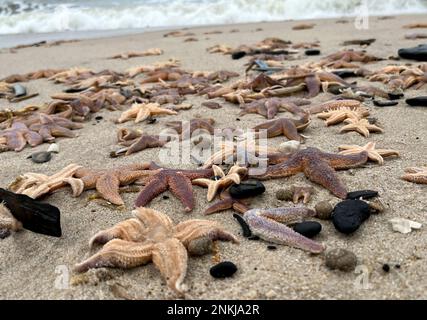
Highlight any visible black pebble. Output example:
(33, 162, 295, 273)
(382, 264, 390, 273)
(332, 199, 371, 234)
(293, 221, 322, 238)
(210, 261, 237, 278)
(28, 151, 52, 164)
(229, 180, 265, 199)
(398, 44, 427, 61)
(347, 190, 379, 200)
(388, 92, 404, 100)
(236, 118, 241, 121)
(267, 245, 277, 250)
(305, 49, 321, 56)
(406, 96, 427, 107)
(232, 213, 252, 237)
(395, 264, 401, 269)
(162, 195, 169, 200)
(373, 100, 398, 107)
(0, 228, 11, 239)
(95, 116, 103, 121)
(231, 51, 246, 59)
(332, 70, 357, 78)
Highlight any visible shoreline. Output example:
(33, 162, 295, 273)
(0, 14, 427, 300)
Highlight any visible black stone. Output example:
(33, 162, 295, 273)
(229, 180, 265, 199)
(406, 96, 427, 107)
(388, 92, 404, 100)
(293, 221, 322, 238)
(162, 195, 169, 200)
(395, 264, 401, 269)
(373, 100, 398, 107)
(332, 199, 370, 234)
(95, 116, 103, 121)
(382, 264, 390, 273)
(0, 228, 11, 239)
(210, 261, 237, 278)
(267, 245, 277, 250)
(232, 213, 252, 237)
(332, 70, 357, 78)
(147, 118, 157, 124)
(231, 51, 246, 60)
(28, 151, 52, 164)
(305, 49, 321, 56)
(347, 190, 379, 200)
(0, 188, 61, 237)
(398, 44, 427, 61)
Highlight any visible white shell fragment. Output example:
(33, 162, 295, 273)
(279, 140, 301, 153)
(47, 143, 59, 153)
(389, 218, 422, 234)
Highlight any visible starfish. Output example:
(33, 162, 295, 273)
(0, 122, 43, 152)
(73, 164, 156, 206)
(126, 59, 180, 78)
(338, 142, 400, 165)
(8, 164, 83, 199)
(243, 207, 324, 253)
(290, 185, 314, 204)
(49, 67, 95, 84)
(28, 114, 82, 142)
(308, 99, 363, 114)
(165, 118, 215, 139)
(139, 68, 187, 84)
(204, 189, 251, 215)
(250, 147, 368, 199)
(251, 115, 310, 141)
(321, 50, 381, 65)
(339, 118, 384, 137)
(239, 98, 311, 119)
(193, 165, 247, 201)
(74, 207, 238, 296)
(207, 44, 233, 54)
(113, 134, 172, 157)
(401, 166, 427, 184)
(117, 103, 177, 123)
(135, 162, 214, 212)
(317, 107, 370, 126)
(109, 48, 163, 59)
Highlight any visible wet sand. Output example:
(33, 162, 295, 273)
(0, 15, 426, 300)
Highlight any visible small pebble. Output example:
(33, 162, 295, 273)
(0, 228, 11, 239)
(332, 199, 370, 234)
(325, 248, 357, 272)
(305, 49, 321, 56)
(47, 143, 59, 153)
(293, 221, 322, 238)
(315, 201, 333, 220)
(389, 218, 422, 234)
(276, 188, 293, 201)
(28, 151, 52, 164)
(382, 264, 390, 273)
(229, 180, 265, 199)
(278, 140, 300, 153)
(395, 264, 401, 269)
(267, 245, 277, 250)
(162, 195, 169, 200)
(210, 261, 238, 278)
(95, 116, 103, 121)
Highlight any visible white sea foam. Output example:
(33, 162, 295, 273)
(0, 0, 426, 35)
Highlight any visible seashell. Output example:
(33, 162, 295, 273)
(47, 143, 59, 153)
(389, 218, 422, 234)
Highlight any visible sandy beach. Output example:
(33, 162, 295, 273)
(0, 14, 427, 300)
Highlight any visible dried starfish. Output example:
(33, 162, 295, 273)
(292, 23, 315, 30)
(126, 59, 180, 78)
(340, 118, 384, 137)
(239, 98, 311, 119)
(338, 142, 399, 165)
(401, 167, 427, 184)
(193, 165, 247, 201)
(0, 122, 43, 152)
(9, 164, 83, 199)
(204, 189, 251, 215)
(290, 185, 314, 204)
(113, 133, 172, 157)
(75, 207, 238, 296)
(74, 164, 155, 206)
(243, 207, 324, 253)
(308, 99, 363, 114)
(110, 48, 163, 59)
(135, 162, 214, 212)
(251, 115, 310, 141)
(317, 107, 370, 126)
(250, 147, 368, 199)
(207, 44, 233, 54)
(28, 114, 82, 141)
(165, 118, 215, 139)
(117, 103, 177, 123)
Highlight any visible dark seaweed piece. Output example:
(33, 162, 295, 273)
(346, 190, 379, 200)
(332, 70, 357, 78)
(305, 49, 321, 56)
(388, 92, 404, 100)
(373, 100, 398, 107)
(0, 188, 61, 237)
(232, 51, 246, 59)
(406, 96, 427, 107)
(232, 213, 252, 237)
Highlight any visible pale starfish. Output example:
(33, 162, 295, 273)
(239, 98, 311, 119)
(0, 122, 43, 152)
(317, 107, 370, 126)
(126, 59, 180, 78)
(74, 164, 156, 206)
(338, 142, 400, 165)
(75, 207, 238, 296)
(9, 164, 83, 199)
(193, 165, 247, 201)
(135, 162, 214, 212)
(308, 99, 362, 114)
(204, 189, 251, 215)
(110, 48, 163, 59)
(207, 44, 233, 54)
(339, 118, 384, 137)
(243, 207, 324, 253)
(117, 103, 177, 123)
(28, 114, 83, 141)
(165, 118, 216, 139)
(251, 116, 311, 141)
(250, 147, 368, 199)
(401, 166, 427, 184)
(113, 134, 172, 157)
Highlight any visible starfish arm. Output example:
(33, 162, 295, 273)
(134, 175, 169, 208)
(244, 210, 324, 253)
(251, 155, 302, 179)
(174, 220, 239, 245)
(135, 108, 151, 123)
(232, 201, 251, 214)
(181, 168, 214, 180)
(5, 132, 27, 151)
(367, 124, 384, 133)
(376, 149, 400, 157)
(303, 160, 348, 198)
(265, 101, 279, 119)
(168, 173, 195, 212)
(74, 239, 153, 273)
(401, 173, 427, 184)
(203, 198, 233, 214)
(134, 207, 174, 230)
(96, 173, 124, 205)
(62, 177, 84, 197)
(89, 218, 146, 247)
(50, 125, 76, 138)
(152, 238, 188, 296)
(255, 207, 316, 224)
(305, 75, 321, 98)
(23, 131, 43, 147)
(279, 120, 301, 141)
(117, 108, 137, 123)
(321, 151, 368, 169)
(118, 169, 155, 186)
